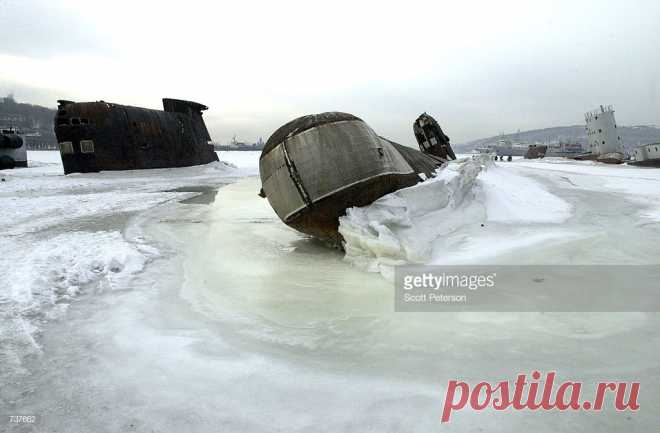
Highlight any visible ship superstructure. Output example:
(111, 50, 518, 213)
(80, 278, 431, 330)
(582, 105, 624, 163)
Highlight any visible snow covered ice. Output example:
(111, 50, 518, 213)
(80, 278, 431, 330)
(340, 155, 660, 276)
(1, 151, 659, 432)
(0, 151, 242, 387)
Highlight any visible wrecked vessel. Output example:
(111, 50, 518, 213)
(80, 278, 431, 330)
(54, 98, 218, 174)
(629, 143, 660, 167)
(525, 144, 547, 159)
(259, 112, 456, 244)
(413, 112, 456, 160)
(0, 128, 28, 169)
(576, 105, 625, 164)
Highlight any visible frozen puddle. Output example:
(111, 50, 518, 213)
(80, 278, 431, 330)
(2, 153, 660, 432)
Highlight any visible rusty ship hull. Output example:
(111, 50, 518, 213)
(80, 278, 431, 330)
(525, 144, 547, 159)
(259, 112, 455, 245)
(54, 98, 218, 175)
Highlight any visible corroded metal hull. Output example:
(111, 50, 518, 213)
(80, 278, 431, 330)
(597, 152, 625, 164)
(54, 98, 218, 175)
(571, 153, 598, 161)
(572, 152, 625, 164)
(259, 112, 454, 244)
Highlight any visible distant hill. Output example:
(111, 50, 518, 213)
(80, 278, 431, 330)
(0, 94, 57, 149)
(455, 125, 660, 154)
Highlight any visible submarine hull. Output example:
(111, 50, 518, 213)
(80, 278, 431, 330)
(259, 112, 450, 245)
(0, 130, 28, 169)
(54, 98, 218, 175)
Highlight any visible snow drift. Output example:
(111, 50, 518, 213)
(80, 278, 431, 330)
(339, 156, 573, 277)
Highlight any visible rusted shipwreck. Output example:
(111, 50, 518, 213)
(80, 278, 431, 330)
(54, 98, 218, 174)
(259, 112, 456, 244)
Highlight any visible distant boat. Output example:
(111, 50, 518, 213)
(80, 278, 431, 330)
(492, 139, 529, 157)
(258, 112, 455, 245)
(544, 140, 584, 157)
(215, 136, 265, 151)
(472, 145, 495, 155)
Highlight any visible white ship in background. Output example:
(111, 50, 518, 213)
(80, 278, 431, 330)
(492, 138, 530, 157)
(214, 135, 265, 151)
(473, 145, 495, 155)
(545, 140, 584, 157)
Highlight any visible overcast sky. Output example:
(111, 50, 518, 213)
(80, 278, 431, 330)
(1, 0, 659, 145)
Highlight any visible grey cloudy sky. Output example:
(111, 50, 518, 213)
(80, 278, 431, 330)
(1, 0, 659, 145)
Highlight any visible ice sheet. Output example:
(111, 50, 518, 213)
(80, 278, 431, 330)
(3, 151, 660, 432)
(0, 151, 240, 378)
